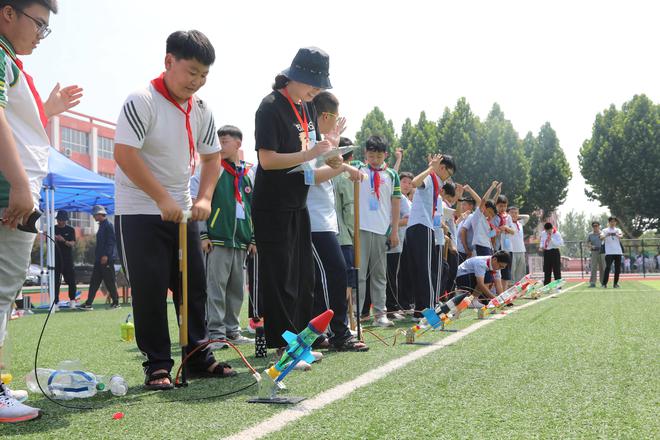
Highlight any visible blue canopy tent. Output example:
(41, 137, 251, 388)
(39, 147, 115, 307)
(41, 147, 115, 214)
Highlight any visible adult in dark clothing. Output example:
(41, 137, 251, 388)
(252, 47, 334, 349)
(79, 205, 118, 309)
(54, 210, 77, 304)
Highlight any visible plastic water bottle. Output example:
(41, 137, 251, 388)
(26, 368, 98, 399)
(121, 314, 135, 342)
(97, 375, 128, 396)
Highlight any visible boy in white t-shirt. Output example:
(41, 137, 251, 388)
(600, 216, 623, 288)
(456, 251, 510, 306)
(539, 222, 564, 285)
(507, 206, 530, 285)
(398, 154, 456, 317)
(307, 91, 367, 351)
(113, 31, 234, 389)
(0, 0, 83, 423)
(463, 181, 501, 256)
(356, 135, 401, 327)
(493, 195, 515, 287)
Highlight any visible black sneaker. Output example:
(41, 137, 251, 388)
(613, 284, 620, 289)
(78, 303, 93, 311)
(111, 303, 121, 309)
(601, 284, 607, 289)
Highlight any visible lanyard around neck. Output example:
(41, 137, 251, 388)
(282, 88, 309, 150)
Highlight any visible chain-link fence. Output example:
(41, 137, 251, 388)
(526, 238, 660, 279)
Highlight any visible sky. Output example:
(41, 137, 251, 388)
(27, 0, 660, 218)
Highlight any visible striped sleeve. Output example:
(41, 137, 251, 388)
(196, 100, 220, 155)
(388, 168, 401, 198)
(0, 52, 10, 108)
(114, 90, 152, 148)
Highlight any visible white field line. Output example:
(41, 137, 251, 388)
(223, 283, 585, 440)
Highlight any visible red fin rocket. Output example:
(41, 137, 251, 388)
(309, 309, 334, 334)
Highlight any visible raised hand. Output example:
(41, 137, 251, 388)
(44, 83, 83, 118)
(395, 148, 403, 161)
(325, 117, 347, 148)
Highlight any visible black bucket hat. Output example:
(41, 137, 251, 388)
(56, 210, 69, 221)
(281, 47, 332, 89)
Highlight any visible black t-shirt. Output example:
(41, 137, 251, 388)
(252, 90, 320, 211)
(54, 224, 76, 262)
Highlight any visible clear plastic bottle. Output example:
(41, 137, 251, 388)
(26, 368, 98, 399)
(97, 375, 128, 396)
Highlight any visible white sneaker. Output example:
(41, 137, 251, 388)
(389, 312, 406, 321)
(0, 384, 40, 423)
(5, 388, 28, 403)
(227, 334, 254, 345)
(373, 316, 394, 327)
(310, 351, 323, 362)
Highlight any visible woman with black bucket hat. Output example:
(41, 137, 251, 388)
(252, 47, 335, 356)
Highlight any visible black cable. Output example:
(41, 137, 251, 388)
(31, 231, 261, 411)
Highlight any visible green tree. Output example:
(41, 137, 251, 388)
(354, 106, 398, 162)
(579, 94, 660, 237)
(558, 209, 589, 257)
(483, 103, 530, 207)
(438, 98, 488, 192)
(525, 123, 572, 219)
(399, 111, 439, 174)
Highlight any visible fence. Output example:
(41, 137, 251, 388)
(526, 238, 660, 279)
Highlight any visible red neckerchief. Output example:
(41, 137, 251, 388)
(486, 257, 497, 278)
(368, 164, 387, 200)
(514, 219, 520, 231)
(151, 73, 196, 174)
(544, 227, 557, 249)
(497, 212, 507, 229)
(0, 40, 48, 128)
(282, 88, 309, 150)
(222, 159, 245, 204)
(430, 172, 440, 217)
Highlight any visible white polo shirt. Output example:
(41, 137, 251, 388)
(471, 209, 495, 249)
(539, 229, 564, 250)
(457, 255, 502, 280)
(114, 84, 220, 215)
(493, 213, 515, 252)
(308, 179, 338, 233)
(601, 227, 623, 255)
(0, 37, 51, 207)
(457, 212, 475, 253)
(510, 217, 529, 253)
(408, 174, 440, 230)
(357, 163, 401, 235)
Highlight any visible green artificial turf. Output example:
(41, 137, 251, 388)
(267, 281, 660, 440)
(2, 281, 658, 439)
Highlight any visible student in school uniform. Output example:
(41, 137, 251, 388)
(463, 181, 501, 256)
(199, 125, 255, 349)
(307, 91, 367, 352)
(432, 182, 457, 303)
(507, 206, 530, 285)
(398, 154, 456, 317)
(355, 135, 401, 327)
(113, 30, 235, 389)
(385, 178, 411, 319)
(600, 216, 623, 289)
(0, 0, 82, 421)
(539, 222, 564, 285)
(333, 138, 357, 318)
(457, 197, 476, 262)
(493, 195, 515, 286)
(456, 251, 510, 306)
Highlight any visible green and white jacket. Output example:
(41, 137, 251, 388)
(200, 160, 255, 250)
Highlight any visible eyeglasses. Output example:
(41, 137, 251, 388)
(18, 10, 51, 39)
(323, 112, 339, 119)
